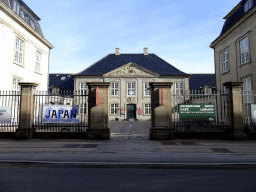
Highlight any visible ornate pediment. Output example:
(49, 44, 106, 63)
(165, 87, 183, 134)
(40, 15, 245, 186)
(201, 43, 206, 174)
(103, 62, 159, 77)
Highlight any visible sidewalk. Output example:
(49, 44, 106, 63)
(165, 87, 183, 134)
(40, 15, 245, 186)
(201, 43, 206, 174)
(0, 121, 256, 154)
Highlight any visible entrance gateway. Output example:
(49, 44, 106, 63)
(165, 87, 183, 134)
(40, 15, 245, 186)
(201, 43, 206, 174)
(127, 104, 136, 119)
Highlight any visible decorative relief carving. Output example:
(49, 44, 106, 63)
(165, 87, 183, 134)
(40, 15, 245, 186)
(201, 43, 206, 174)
(126, 96, 136, 103)
(107, 65, 151, 77)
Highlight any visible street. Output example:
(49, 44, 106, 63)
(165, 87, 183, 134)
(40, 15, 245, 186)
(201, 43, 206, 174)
(0, 163, 256, 192)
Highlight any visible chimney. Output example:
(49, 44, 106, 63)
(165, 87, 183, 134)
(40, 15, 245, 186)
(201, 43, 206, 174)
(115, 48, 120, 55)
(144, 47, 148, 55)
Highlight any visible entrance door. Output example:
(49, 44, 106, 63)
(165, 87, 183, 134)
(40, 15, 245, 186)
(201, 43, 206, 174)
(127, 104, 136, 119)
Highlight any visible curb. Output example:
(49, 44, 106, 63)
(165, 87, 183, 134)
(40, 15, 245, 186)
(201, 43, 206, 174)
(1, 161, 256, 170)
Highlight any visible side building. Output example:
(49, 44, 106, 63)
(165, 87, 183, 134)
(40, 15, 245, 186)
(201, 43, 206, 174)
(48, 73, 74, 105)
(0, 0, 53, 91)
(210, 0, 256, 124)
(73, 48, 190, 121)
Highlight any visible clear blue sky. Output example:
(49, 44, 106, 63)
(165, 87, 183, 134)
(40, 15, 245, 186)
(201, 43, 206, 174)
(25, 0, 240, 74)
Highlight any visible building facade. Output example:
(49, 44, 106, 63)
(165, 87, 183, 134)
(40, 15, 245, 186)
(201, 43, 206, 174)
(0, 0, 53, 91)
(73, 48, 190, 121)
(210, 0, 256, 94)
(210, 0, 256, 124)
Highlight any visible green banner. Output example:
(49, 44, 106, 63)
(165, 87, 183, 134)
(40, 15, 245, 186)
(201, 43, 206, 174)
(179, 104, 216, 122)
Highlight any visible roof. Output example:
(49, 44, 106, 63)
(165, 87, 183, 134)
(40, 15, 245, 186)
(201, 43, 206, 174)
(49, 74, 74, 91)
(1, 0, 44, 37)
(75, 54, 189, 76)
(220, 0, 256, 37)
(189, 74, 216, 91)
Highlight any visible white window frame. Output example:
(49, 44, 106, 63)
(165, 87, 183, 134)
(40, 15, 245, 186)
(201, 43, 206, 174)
(176, 82, 183, 95)
(242, 76, 252, 104)
(14, 37, 24, 66)
(244, 0, 253, 13)
(35, 50, 42, 74)
(80, 82, 87, 95)
(144, 82, 150, 96)
(240, 36, 250, 65)
(127, 82, 135, 96)
(12, 76, 22, 103)
(111, 82, 119, 96)
(221, 49, 229, 73)
(110, 103, 118, 115)
(144, 103, 151, 115)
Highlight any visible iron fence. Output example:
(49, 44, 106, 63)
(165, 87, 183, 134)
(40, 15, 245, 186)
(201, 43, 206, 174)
(171, 90, 230, 133)
(33, 90, 88, 133)
(0, 91, 20, 132)
(242, 90, 256, 134)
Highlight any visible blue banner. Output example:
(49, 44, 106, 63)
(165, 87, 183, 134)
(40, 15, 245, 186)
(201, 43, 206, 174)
(42, 105, 79, 123)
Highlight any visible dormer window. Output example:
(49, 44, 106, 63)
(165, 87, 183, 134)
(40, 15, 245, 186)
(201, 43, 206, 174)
(12, 0, 20, 15)
(244, 0, 253, 13)
(61, 77, 66, 81)
(204, 87, 212, 95)
(30, 19, 35, 29)
(20, 9, 25, 18)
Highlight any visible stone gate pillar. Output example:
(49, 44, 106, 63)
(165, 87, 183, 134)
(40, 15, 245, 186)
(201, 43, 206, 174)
(223, 82, 247, 140)
(149, 82, 174, 140)
(87, 82, 110, 139)
(16, 82, 38, 140)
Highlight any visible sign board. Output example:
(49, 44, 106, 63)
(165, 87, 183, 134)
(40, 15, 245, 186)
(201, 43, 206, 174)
(251, 104, 256, 123)
(0, 106, 11, 124)
(42, 105, 79, 123)
(179, 104, 215, 122)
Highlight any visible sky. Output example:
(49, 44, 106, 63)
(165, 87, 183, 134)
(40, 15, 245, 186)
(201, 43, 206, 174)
(25, 0, 241, 74)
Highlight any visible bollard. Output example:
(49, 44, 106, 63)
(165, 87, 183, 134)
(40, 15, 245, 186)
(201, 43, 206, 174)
(128, 125, 132, 139)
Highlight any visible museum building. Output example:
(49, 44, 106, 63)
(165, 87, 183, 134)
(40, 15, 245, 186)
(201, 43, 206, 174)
(73, 48, 190, 121)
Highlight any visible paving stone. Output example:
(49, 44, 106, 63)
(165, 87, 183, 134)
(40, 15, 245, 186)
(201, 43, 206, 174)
(210, 148, 233, 153)
(80, 144, 99, 148)
(62, 144, 81, 148)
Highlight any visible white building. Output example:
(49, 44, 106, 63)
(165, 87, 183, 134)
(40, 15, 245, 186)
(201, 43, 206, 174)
(74, 48, 190, 121)
(0, 0, 53, 91)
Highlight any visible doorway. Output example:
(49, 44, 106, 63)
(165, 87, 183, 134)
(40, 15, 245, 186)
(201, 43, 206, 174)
(127, 104, 136, 119)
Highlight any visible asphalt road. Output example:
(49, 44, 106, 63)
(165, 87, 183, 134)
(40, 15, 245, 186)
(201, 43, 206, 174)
(0, 164, 256, 192)
(1, 153, 256, 166)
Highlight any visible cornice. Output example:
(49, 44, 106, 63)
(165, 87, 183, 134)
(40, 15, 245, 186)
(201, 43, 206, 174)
(0, 1, 53, 49)
(1, 17, 48, 53)
(210, 5, 256, 48)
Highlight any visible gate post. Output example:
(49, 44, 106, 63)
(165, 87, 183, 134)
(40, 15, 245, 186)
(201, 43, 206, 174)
(223, 82, 247, 140)
(87, 82, 110, 139)
(16, 82, 38, 140)
(149, 82, 174, 140)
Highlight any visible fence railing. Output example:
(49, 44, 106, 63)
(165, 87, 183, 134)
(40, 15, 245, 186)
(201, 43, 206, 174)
(0, 91, 20, 132)
(242, 90, 256, 133)
(33, 90, 88, 132)
(1, 88, 256, 135)
(171, 90, 229, 132)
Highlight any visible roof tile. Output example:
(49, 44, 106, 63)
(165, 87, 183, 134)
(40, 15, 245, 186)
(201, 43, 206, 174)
(76, 54, 188, 76)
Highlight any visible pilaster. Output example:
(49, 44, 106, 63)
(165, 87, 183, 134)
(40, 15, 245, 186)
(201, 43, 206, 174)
(149, 82, 174, 140)
(16, 82, 38, 139)
(223, 82, 247, 140)
(87, 82, 110, 139)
